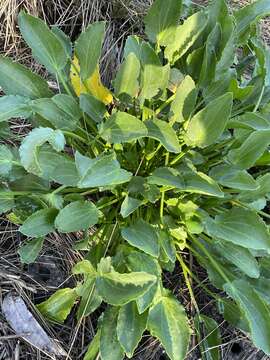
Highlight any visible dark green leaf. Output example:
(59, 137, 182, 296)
(224, 279, 270, 355)
(0, 145, 13, 176)
(148, 167, 184, 188)
(117, 301, 147, 358)
(18, 237, 44, 264)
(55, 200, 99, 233)
(120, 195, 142, 218)
(20, 208, 58, 237)
(100, 307, 124, 360)
(80, 94, 106, 123)
(121, 219, 160, 258)
(18, 12, 67, 74)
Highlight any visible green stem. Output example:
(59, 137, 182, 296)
(160, 153, 169, 220)
(231, 199, 270, 220)
(62, 131, 89, 145)
(155, 93, 176, 115)
(58, 71, 73, 97)
(98, 198, 119, 210)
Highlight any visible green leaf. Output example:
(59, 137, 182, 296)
(214, 241, 260, 279)
(76, 152, 132, 188)
(100, 307, 124, 360)
(183, 170, 224, 197)
(19, 128, 65, 176)
(100, 112, 147, 143)
(84, 331, 100, 360)
(209, 164, 258, 190)
(227, 130, 270, 169)
(148, 295, 190, 360)
(194, 314, 221, 360)
(96, 270, 156, 306)
(38, 146, 79, 186)
(234, 0, 270, 41)
(18, 237, 44, 264)
(72, 260, 96, 276)
(117, 301, 147, 358)
(227, 112, 270, 131)
(31, 95, 81, 130)
(121, 219, 160, 258)
(120, 195, 142, 218)
(165, 11, 207, 63)
(224, 279, 270, 355)
(0, 189, 14, 214)
(0, 56, 53, 99)
(114, 53, 140, 99)
(19, 208, 58, 237)
(75, 22, 105, 81)
(127, 251, 161, 313)
(148, 167, 184, 188)
(55, 200, 99, 233)
(170, 75, 197, 123)
(145, 119, 181, 153)
(0, 95, 32, 122)
(37, 288, 78, 323)
(18, 12, 67, 74)
(159, 230, 176, 263)
(205, 208, 270, 251)
(144, 0, 182, 46)
(0, 145, 13, 176)
(80, 94, 106, 123)
(76, 278, 102, 319)
(185, 93, 233, 148)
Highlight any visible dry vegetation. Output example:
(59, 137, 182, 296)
(0, 1, 270, 360)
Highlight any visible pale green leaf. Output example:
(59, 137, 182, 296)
(96, 270, 156, 306)
(148, 295, 191, 360)
(227, 130, 270, 169)
(76, 152, 132, 188)
(0, 95, 32, 122)
(19, 208, 58, 237)
(55, 200, 99, 233)
(127, 251, 161, 314)
(0, 56, 53, 99)
(114, 53, 140, 98)
(183, 171, 224, 197)
(209, 164, 258, 190)
(83, 331, 100, 360)
(0, 145, 13, 176)
(227, 112, 270, 131)
(37, 288, 78, 323)
(165, 11, 207, 63)
(120, 195, 142, 218)
(145, 119, 181, 153)
(18, 237, 44, 264)
(117, 301, 147, 358)
(19, 128, 65, 176)
(75, 22, 105, 81)
(185, 93, 233, 148)
(121, 219, 160, 258)
(100, 112, 147, 143)
(170, 75, 197, 123)
(144, 0, 182, 46)
(205, 208, 270, 251)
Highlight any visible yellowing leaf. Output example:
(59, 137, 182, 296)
(70, 56, 113, 104)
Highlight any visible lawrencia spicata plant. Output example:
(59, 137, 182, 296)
(1, 0, 270, 359)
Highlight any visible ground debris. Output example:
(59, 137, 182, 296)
(2, 293, 66, 358)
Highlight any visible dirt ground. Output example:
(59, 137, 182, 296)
(0, 1, 270, 359)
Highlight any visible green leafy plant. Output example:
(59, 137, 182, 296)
(1, 0, 270, 359)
